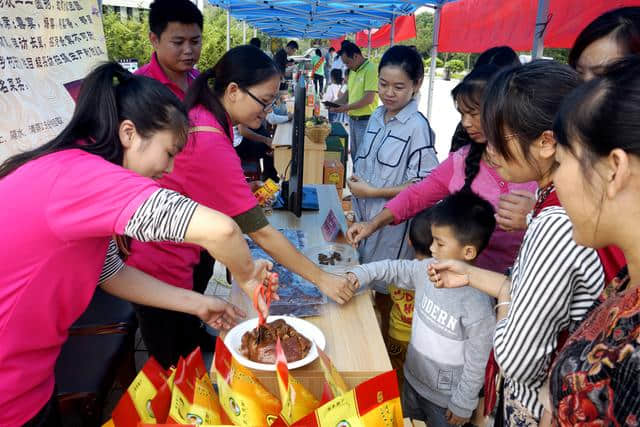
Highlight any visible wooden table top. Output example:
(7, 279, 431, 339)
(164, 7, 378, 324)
(230, 185, 391, 376)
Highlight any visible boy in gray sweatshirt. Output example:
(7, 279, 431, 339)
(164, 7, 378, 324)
(346, 191, 496, 426)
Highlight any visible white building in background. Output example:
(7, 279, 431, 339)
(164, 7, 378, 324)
(101, 0, 204, 21)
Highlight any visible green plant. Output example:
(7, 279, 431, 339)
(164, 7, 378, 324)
(445, 59, 465, 73)
(102, 11, 153, 64)
(423, 57, 444, 69)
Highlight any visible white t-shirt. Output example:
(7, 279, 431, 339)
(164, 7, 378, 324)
(323, 83, 346, 102)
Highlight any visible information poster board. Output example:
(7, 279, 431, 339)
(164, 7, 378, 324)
(0, 0, 108, 162)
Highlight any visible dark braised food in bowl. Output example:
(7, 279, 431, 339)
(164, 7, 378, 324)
(240, 319, 312, 364)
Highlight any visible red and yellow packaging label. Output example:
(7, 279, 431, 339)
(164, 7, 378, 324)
(166, 348, 227, 425)
(105, 357, 171, 426)
(213, 339, 282, 426)
(275, 338, 320, 425)
(317, 346, 349, 403)
(277, 370, 403, 427)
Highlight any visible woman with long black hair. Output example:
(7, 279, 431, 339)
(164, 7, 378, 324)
(127, 45, 356, 369)
(0, 63, 273, 426)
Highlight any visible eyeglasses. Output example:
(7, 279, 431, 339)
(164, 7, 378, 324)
(243, 88, 277, 112)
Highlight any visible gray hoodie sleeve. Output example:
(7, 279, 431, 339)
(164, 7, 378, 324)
(448, 295, 496, 418)
(348, 259, 429, 292)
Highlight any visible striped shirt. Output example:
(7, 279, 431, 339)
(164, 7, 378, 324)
(98, 189, 198, 284)
(494, 205, 604, 420)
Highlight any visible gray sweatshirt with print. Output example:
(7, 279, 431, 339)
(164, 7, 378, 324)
(349, 259, 495, 418)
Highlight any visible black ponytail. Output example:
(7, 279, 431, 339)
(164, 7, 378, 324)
(0, 62, 189, 178)
(462, 141, 487, 192)
(185, 45, 280, 140)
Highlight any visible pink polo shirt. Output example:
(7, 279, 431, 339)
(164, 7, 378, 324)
(127, 105, 258, 289)
(135, 52, 200, 100)
(0, 149, 158, 425)
(386, 145, 538, 273)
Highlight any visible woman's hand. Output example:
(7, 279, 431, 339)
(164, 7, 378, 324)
(346, 221, 376, 247)
(196, 296, 246, 332)
(496, 190, 536, 231)
(237, 259, 279, 319)
(347, 175, 375, 198)
(316, 272, 358, 304)
(428, 260, 471, 289)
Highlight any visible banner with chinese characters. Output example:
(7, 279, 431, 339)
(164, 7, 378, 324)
(0, 0, 107, 162)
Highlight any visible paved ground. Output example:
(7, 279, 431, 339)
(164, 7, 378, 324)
(418, 77, 461, 161)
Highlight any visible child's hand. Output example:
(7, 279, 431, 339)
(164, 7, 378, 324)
(345, 272, 360, 290)
(445, 409, 469, 426)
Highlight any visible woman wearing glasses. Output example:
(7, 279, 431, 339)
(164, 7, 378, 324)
(126, 45, 357, 368)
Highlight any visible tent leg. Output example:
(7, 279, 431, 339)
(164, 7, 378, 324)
(390, 13, 396, 46)
(427, 6, 441, 121)
(367, 27, 372, 58)
(532, 0, 550, 59)
(226, 10, 231, 51)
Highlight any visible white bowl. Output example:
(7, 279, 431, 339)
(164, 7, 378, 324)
(224, 315, 326, 371)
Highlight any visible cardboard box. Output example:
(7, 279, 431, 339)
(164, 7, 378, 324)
(323, 159, 344, 190)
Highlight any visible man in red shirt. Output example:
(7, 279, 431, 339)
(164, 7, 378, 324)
(136, 0, 203, 101)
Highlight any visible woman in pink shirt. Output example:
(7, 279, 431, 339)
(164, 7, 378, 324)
(0, 63, 273, 427)
(347, 65, 537, 274)
(127, 45, 356, 369)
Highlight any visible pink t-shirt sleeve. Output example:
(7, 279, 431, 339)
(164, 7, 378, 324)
(173, 126, 258, 217)
(46, 152, 159, 240)
(385, 152, 454, 224)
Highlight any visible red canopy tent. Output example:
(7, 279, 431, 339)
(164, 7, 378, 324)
(438, 0, 640, 52)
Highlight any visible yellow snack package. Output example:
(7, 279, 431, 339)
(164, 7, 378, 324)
(275, 338, 320, 424)
(213, 338, 282, 426)
(317, 346, 348, 403)
(273, 370, 403, 427)
(103, 357, 171, 427)
(166, 348, 228, 425)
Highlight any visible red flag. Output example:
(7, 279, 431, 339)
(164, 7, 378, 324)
(354, 14, 417, 49)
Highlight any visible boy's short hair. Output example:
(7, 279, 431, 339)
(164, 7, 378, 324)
(430, 190, 496, 254)
(286, 40, 299, 50)
(249, 37, 261, 49)
(330, 68, 343, 85)
(409, 208, 434, 257)
(149, 0, 203, 37)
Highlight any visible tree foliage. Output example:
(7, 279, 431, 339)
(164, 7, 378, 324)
(101, 5, 278, 71)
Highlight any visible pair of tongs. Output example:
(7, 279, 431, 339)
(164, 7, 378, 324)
(253, 272, 278, 343)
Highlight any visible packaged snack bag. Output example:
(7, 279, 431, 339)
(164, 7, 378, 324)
(253, 179, 279, 206)
(317, 346, 348, 403)
(213, 338, 282, 426)
(167, 348, 227, 425)
(105, 357, 171, 426)
(149, 367, 176, 424)
(278, 370, 403, 427)
(275, 338, 320, 425)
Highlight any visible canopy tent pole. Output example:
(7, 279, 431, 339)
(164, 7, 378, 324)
(243, 21, 247, 43)
(367, 27, 372, 57)
(427, 5, 441, 121)
(532, 0, 550, 59)
(226, 10, 231, 51)
(254, 27, 257, 37)
(390, 13, 396, 46)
